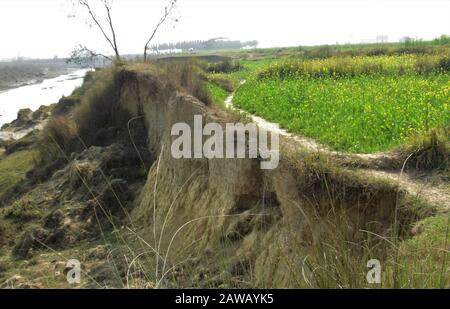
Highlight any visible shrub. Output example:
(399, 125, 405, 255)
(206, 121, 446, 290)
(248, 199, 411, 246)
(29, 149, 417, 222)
(367, 48, 389, 56)
(302, 45, 337, 59)
(205, 60, 242, 73)
(1, 197, 42, 223)
(438, 57, 450, 72)
(38, 116, 78, 164)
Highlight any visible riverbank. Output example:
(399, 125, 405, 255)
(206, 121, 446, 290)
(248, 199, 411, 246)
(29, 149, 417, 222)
(0, 69, 90, 127)
(0, 60, 81, 92)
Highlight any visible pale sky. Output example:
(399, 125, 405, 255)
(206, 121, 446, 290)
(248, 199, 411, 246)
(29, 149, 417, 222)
(0, 0, 449, 59)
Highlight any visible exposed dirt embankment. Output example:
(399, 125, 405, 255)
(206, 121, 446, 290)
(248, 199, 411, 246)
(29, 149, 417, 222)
(113, 66, 434, 287)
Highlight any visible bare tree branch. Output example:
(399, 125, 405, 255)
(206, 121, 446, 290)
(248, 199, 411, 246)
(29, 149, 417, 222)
(67, 45, 112, 67)
(74, 0, 176, 62)
(81, 46, 113, 61)
(79, 0, 120, 59)
(143, 0, 177, 61)
(102, 0, 120, 58)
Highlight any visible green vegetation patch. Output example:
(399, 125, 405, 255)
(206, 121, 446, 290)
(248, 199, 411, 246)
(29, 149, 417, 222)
(234, 72, 450, 153)
(390, 215, 450, 288)
(207, 82, 229, 107)
(0, 150, 36, 201)
(257, 54, 450, 79)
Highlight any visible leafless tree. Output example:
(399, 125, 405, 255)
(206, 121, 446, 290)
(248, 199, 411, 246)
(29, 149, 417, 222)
(143, 0, 178, 62)
(77, 0, 120, 60)
(69, 0, 178, 63)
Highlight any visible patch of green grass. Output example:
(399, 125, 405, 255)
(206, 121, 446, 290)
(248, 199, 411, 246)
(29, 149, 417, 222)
(0, 150, 37, 201)
(234, 72, 450, 153)
(401, 215, 450, 252)
(213, 56, 449, 154)
(208, 75, 235, 92)
(1, 196, 44, 223)
(207, 82, 229, 107)
(207, 59, 277, 89)
(388, 215, 450, 288)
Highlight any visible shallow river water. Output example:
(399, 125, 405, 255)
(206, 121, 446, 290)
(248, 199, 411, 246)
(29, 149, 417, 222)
(0, 69, 90, 127)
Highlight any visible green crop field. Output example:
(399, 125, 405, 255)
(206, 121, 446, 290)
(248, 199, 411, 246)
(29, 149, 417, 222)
(207, 82, 229, 107)
(231, 55, 450, 153)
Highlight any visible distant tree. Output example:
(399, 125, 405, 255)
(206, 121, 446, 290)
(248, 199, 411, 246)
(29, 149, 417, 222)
(149, 39, 259, 52)
(432, 34, 450, 46)
(143, 0, 178, 62)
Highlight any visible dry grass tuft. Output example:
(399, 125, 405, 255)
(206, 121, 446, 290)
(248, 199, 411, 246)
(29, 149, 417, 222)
(398, 127, 449, 171)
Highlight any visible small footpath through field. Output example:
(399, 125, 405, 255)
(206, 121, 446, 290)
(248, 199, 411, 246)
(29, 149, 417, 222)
(224, 81, 450, 211)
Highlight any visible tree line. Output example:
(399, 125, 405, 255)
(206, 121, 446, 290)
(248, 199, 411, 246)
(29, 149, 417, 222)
(149, 38, 259, 52)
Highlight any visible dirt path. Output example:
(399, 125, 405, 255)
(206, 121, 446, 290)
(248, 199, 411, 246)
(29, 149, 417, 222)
(367, 169, 450, 210)
(226, 81, 398, 166)
(225, 83, 450, 210)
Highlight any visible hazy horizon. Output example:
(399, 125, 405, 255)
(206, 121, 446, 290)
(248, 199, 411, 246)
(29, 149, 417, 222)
(0, 0, 449, 60)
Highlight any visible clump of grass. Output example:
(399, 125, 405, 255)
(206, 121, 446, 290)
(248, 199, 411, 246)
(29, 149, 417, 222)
(399, 127, 449, 170)
(390, 214, 450, 288)
(160, 60, 212, 105)
(1, 197, 43, 223)
(438, 56, 450, 72)
(38, 116, 78, 164)
(269, 211, 449, 288)
(206, 82, 229, 107)
(209, 75, 235, 93)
